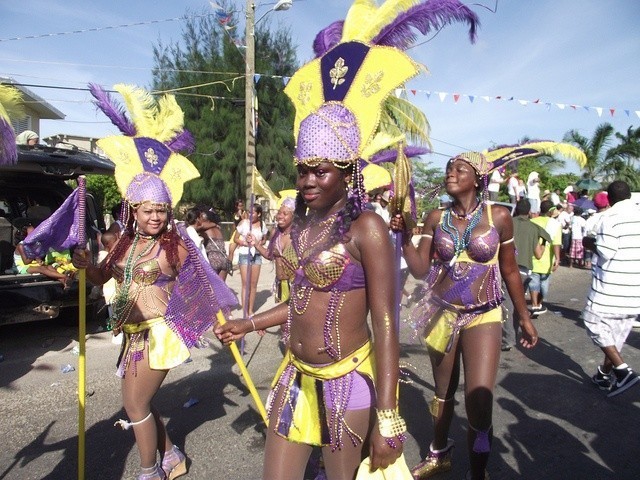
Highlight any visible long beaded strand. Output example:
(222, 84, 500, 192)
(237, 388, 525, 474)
(110, 234, 158, 331)
(441, 202, 484, 266)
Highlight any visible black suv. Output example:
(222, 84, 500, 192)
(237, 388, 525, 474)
(0, 145, 114, 325)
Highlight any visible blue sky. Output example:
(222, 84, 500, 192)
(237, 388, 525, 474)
(1, 0, 638, 173)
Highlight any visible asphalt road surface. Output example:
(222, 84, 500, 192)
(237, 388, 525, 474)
(1, 263, 638, 479)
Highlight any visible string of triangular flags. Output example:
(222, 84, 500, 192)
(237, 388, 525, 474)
(211, 2, 246, 55)
(249, 72, 638, 120)
(394, 88, 640, 119)
(207, 2, 638, 121)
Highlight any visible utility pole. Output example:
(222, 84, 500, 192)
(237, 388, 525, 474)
(245, 0, 256, 206)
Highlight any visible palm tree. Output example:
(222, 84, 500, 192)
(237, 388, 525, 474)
(563, 123, 617, 181)
(612, 126, 640, 167)
(609, 126, 640, 189)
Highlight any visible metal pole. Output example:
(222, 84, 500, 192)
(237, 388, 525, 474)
(245, 0, 256, 206)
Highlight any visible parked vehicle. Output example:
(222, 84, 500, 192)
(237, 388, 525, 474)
(0, 144, 114, 326)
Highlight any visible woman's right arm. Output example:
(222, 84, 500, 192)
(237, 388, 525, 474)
(234, 221, 248, 246)
(253, 238, 272, 259)
(390, 210, 438, 278)
(214, 302, 288, 345)
(16, 244, 39, 264)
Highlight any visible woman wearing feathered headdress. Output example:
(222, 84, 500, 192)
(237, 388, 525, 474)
(250, 196, 296, 304)
(72, 84, 237, 480)
(215, 1, 479, 478)
(391, 141, 586, 479)
(0, 84, 25, 164)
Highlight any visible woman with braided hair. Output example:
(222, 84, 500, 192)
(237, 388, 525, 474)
(216, 107, 403, 479)
(73, 84, 236, 480)
(391, 150, 544, 480)
(215, 1, 482, 477)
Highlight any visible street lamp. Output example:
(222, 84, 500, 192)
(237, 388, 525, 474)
(244, 0, 293, 204)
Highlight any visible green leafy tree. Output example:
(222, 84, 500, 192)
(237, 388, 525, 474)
(85, 175, 120, 213)
(412, 159, 444, 219)
(609, 126, 640, 190)
(151, 6, 298, 217)
(563, 123, 640, 190)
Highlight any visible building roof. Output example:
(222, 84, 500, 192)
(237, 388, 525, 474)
(0, 77, 65, 120)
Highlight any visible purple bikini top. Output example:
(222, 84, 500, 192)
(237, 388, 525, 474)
(433, 210, 500, 264)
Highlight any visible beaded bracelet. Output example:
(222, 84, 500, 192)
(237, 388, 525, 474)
(376, 409, 407, 438)
(385, 433, 407, 449)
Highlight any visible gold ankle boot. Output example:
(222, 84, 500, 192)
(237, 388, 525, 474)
(411, 439, 454, 479)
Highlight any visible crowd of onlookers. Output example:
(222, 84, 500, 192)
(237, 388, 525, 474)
(487, 167, 619, 268)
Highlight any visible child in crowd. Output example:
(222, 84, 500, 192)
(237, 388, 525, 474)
(13, 225, 73, 288)
(568, 206, 586, 268)
(45, 248, 77, 276)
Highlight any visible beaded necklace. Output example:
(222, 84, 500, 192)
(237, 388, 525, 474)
(441, 201, 484, 267)
(450, 199, 481, 220)
(135, 230, 160, 241)
(109, 233, 159, 331)
(286, 211, 346, 360)
(294, 212, 338, 261)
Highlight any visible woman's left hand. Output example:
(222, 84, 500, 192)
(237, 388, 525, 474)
(368, 429, 403, 472)
(519, 314, 539, 348)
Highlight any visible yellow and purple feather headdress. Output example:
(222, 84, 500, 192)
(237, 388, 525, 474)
(286, 0, 478, 169)
(89, 83, 199, 208)
(452, 141, 588, 177)
(285, 0, 479, 224)
(0, 84, 25, 165)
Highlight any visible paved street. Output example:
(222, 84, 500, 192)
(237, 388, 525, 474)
(1, 261, 639, 479)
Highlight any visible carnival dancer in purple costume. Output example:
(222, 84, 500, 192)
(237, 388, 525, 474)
(215, 1, 480, 478)
(252, 196, 295, 304)
(72, 84, 237, 480)
(393, 147, 580, 479)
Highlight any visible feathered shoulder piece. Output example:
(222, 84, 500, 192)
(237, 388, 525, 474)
(89, 83, 199, 207)
(0, 84, 25, 165)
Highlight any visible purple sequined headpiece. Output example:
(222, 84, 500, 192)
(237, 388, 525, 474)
(281, 197, 296, 211)
(126, 172, 172, 206)
(295, 103, 360, 165)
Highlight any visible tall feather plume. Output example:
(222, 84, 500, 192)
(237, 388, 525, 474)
(313, 20, 344, 57)
(373, 0, 479, 50)
(0, 84, 24, 165)
(370, 145, 429, 165)
(88, 83, 136, 136)
(155, 94, 185, 144)
(358, 0, 422, 42)
(114, 84, 158, 138)
(167, 130, 195, 154)
(485, 141, 588, 172)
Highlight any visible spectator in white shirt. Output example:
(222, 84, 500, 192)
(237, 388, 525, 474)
(526, 171, 541, 215)
(487, 168, 505, 201)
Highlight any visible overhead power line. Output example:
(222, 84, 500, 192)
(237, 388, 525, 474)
(0, 14, 213, 43)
